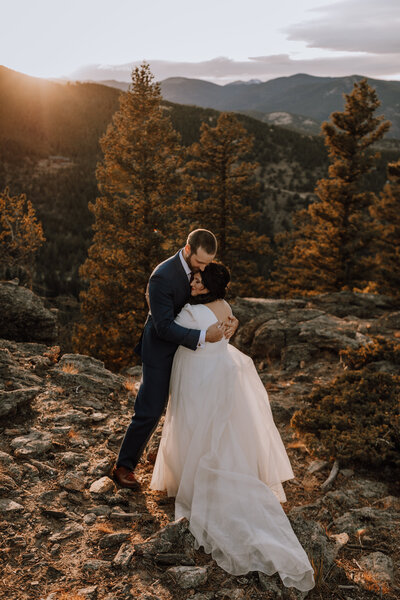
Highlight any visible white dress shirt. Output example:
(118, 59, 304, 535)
(179, 250, 206, 347)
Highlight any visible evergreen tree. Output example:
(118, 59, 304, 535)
(368, 159, 400, 297)
(74, 64, 185, 370)
(182, 112, 271, 296)
(270, 79, 390, 297)
(0, 187, 45, 286)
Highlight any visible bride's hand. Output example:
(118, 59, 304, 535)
(222, 315, 239, 339)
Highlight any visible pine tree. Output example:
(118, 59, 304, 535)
(0, 187, 45, 286)
(182, 112, 271, 296)
(368, 159, 400, 297)
(74, 64, 186, 370)
(270, 79, 390, 297)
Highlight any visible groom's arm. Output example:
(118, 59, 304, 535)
(148, 272, 200, 351)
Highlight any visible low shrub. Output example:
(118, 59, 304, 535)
(340, 335, 400, 370)
(291, 358, 400, 477)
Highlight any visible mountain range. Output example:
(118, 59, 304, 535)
(98, 73, 400, 138)
(1, 65, 399, 298)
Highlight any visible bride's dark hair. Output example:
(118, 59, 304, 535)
(190, 262, 230, 305)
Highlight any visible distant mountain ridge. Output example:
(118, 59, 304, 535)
(158, 74, 400, 138)
(93, 73, 400, 138)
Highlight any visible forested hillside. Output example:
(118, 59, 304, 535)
(1, 66, 399, 297)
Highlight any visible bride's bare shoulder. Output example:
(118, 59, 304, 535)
(223, 299, 233, 315)
(205, 299, 232, 321)
(217, 300, 232, 319)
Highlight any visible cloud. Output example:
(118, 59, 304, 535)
(69, 53, 400, 85)
(285, 0, 400, 54)
(67, 1, 400, 86)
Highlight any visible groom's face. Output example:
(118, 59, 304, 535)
(184, 244, 215, 272)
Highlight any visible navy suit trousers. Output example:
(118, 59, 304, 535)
(116, 361, 173, 471)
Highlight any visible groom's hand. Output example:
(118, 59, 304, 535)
(205, 322, 224, 343)
(223, 315, 239, 339)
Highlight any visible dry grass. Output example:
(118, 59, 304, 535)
(67, 429, 79, 439)
(286, 440, 310, 452)
(56, 593, 86, 600)
(92, 521, 114, 534)
(43, 345, 61, 363)
(310, 556, 325, 588)
(123, 377, 138, 392)
(362, 572, 391, 595)
(61, 362, 79, 374)
(52, 386, 65, 394)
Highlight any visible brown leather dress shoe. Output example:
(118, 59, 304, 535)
(111, 465, 141, 490)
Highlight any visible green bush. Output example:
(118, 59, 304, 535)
(291, 359, 400, 477)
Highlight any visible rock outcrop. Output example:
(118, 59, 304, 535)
(0, 289, 399, 599)
(231, 291, 400, 371)
(0, 281, 58, 344)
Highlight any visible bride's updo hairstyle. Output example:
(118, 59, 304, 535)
(190, 262, 230, 305)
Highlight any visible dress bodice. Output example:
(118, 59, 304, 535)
(174, 303, 229, 355)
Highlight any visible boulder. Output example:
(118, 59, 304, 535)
(297, 313, 369, 350)
(0, 387, 41, 417)
(76, 587, 98, 600)
(216, 589, 245, 599)
(0, 282, 58, 343)
(113, 542, 135, 568)
(0, 342, 44, 390)
(258, 573, 283, 597)
(307, 460, 328, 474)
(0, 498, 24, 513)
(333, 507, 398, 534)
(59, 472, 87, 492)
(10, 430, 53, 457)
(230, 292, 400, 370)
(288, 517, 338, 573)
(357, 552, 394, 585)
(167, 565, 208, 589)
(370, 311, 400, 334)
(89, 476, 116, 496)
(304, 291, 399, 319)
(154, 553, 195, 566)
(82, 559, 112, 572)
(48, 523, 84, 543)
(134, 517, 195, 556)
(50, 354, 124, 394)
(99, 532, 131, 548)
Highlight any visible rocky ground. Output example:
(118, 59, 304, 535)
(0, 286, 399, 600)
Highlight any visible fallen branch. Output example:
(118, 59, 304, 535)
(320, 459, 339, 491)
(343, 544, 388, 553)
(338, 585, 357, 590)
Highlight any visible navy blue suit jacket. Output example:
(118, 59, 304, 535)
(135, 250, 201, 367)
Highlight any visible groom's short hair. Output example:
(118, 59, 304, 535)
(187, 229, 217, 255)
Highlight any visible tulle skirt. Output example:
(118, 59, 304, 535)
(151, 343, 315, 591)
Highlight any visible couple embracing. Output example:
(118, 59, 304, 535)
(112, 229, 315, 592)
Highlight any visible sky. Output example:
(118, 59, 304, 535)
(1, 0, 400, 84)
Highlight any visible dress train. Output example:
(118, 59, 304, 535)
(151, 304, 315, 592)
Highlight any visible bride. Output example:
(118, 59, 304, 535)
(150, 263, 315, 592)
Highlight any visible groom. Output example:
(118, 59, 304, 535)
(112, 229, 235, 489)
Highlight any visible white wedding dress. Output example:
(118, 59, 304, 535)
(150, 304, 315, 591)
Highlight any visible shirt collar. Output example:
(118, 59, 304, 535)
(179, 249, 192, 279)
